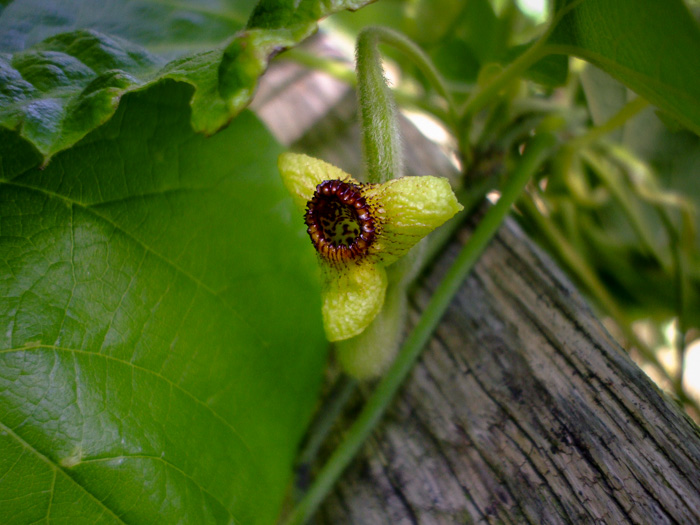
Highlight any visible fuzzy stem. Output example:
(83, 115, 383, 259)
(282, 132, 555, 525)
(362, 26, 457, 129)
(281, 48, 454, 128)
(356, 28, 403, 183)
(356, 26, 457, 183)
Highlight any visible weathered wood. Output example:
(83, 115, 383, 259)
(315, 222, 700, 524)
(253, 43, 700, 524)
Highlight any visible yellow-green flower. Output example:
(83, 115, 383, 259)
(279, 153, 462, 342)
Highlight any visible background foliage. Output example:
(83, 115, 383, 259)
(326, 0, 700, 403)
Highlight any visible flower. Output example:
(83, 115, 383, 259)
(279, 153, 462, 342)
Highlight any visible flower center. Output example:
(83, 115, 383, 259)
(305, 180, 376, 262)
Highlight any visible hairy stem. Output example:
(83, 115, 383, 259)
(356, 27, 403, 183)
(356, 26, 457, 183)
(362, 26, 457, 129)
(281, 48, 454, 128)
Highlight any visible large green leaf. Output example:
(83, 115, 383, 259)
(0, 0, 373, 163)
(546, 0, 700, 135)
(0, 81, 327, 524)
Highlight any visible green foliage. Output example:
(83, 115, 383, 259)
(319, 0, 700, 409)
(1, 30, 165, 161)
(532, 0, 700, 325)
(329, 0, 700, 323)
(0, 0, 373, 163)
(552, 67, 700, 324)
(548, 0, 700, 135)
(0, 81, 327, 524)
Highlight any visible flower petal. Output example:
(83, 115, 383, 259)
(278, 153, 358, 211)
(367, 176, 462, 265)
(321, 261, 387, 342)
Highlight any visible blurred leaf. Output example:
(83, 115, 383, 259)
(623, 105, 700, 242)
(453, 0, 504, 65)
(0, 82, 327, 524)
(430, 37, 481, 84)
(406, 0, 467, 45)
(426, 0, 507, 84)
(581, 65, 700, 244)
(247, 0, 373, 31)
(0, 0, 374, 163)
(547, 0, 700, 135)
(323, 0, 406, 35)
(328, 0, 511, 86)
(508, 42, 569, 87)
(580, 64, 630, 143)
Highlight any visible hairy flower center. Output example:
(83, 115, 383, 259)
(305, 180, 376, 262)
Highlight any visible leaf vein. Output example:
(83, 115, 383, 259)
(0, 343, 252, 453)
(0, 421, 127, 524)
(78, 453, 238, 522)
(0, 179, 268, 347)
(44, 468, 57, 522)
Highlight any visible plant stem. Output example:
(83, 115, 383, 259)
(657, 208, 688, 393)
(458, 37, 548, 122)
(360, 26, 457, 129)
(282, 132, 555, 525)
(455, 0, 586, 137)
(580, 148, 669, 271)
(356, 26, 459, 183)
(356, 28, 404, 183)
(293, 375, 358, 499)
(567, 96, 648, 149)
(356, 27, 457, 183)
(281, 48, 454, 130)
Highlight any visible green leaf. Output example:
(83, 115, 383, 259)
(426, 0, 506, 84)
(0, 81, 327, 524)
(0, 31, 165, 164)
(580, 64, 630, 142)
(247, 0, 372, 33)
(507, 43, 569, 87)
(0, 0, 374, 163)
(0, 0, 257, 59)
(546, 0, 700, 135)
